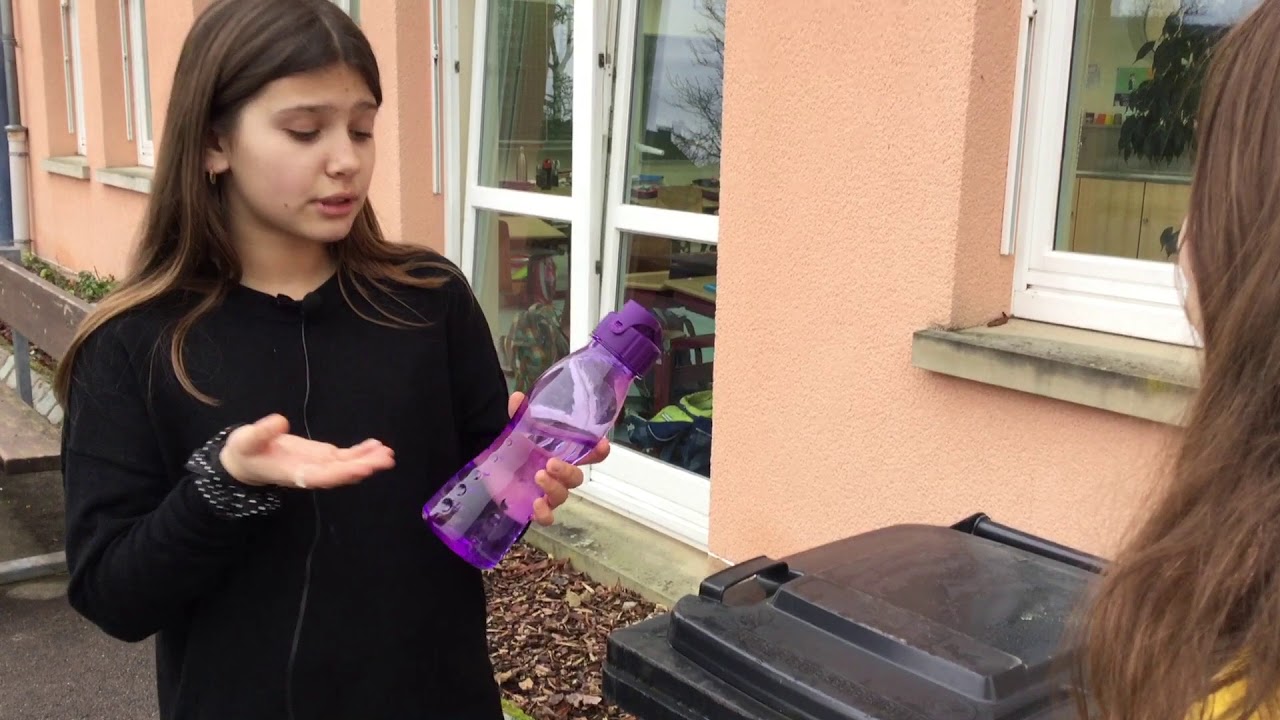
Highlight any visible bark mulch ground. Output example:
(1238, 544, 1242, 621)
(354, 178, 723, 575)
(486, 544, 665, 720)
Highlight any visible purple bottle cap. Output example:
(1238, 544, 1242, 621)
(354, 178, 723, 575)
(593, 300, 662, 375)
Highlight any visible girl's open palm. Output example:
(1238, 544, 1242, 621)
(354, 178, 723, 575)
(219, 414, 396, 489)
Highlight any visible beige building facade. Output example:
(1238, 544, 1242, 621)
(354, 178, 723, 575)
(13, 0, 1225, 568)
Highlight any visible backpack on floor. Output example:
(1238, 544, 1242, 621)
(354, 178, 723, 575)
(622, 390, 713, 476)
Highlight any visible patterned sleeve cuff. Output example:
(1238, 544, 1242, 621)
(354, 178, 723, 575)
(185, 425, 283, 520)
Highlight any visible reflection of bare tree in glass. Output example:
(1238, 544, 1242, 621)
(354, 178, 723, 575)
(670, 0, 725, 166)
(545, 2, 573, 142)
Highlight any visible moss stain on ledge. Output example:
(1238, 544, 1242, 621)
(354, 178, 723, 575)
(912, 319, 1199, 426)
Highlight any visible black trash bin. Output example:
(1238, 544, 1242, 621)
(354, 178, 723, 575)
(603, 514, 1104, 720)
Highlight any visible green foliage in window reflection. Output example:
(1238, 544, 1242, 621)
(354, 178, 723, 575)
(544, 2, 572, 143)
(1118, 2, 1227, 164)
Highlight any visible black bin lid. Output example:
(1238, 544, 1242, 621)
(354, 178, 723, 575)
(660, 524, 1092, 720)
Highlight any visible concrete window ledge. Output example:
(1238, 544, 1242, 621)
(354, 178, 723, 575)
(42, 156, 90, 180)
(912, 319, 1199, 425)
(523, 495, 726, 609)
(95, 166, 153, 194)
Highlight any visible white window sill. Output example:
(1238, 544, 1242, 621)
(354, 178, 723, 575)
(42, 156, 90, 180)
(911, 319, 1199, 426)
(94, 166, 153, 194)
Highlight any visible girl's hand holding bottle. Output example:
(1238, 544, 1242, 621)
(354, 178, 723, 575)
(510, 391, 611, 527)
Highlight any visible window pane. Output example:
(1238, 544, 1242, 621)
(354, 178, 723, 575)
(471, 210, 573, 395)
(477, 0, 573, 194)
(624, 0, 724, 215)
(612, 235, 715, 478)
(1055, 1, 1255, 262)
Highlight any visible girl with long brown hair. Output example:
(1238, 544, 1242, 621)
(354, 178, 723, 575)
(1075, 1, 1280, 718)
(54, 1, 604, 718)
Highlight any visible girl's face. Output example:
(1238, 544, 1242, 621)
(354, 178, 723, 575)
(206, 63, 377, 248)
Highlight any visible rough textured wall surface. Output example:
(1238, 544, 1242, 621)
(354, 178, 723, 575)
(710, 0, 1174, 561)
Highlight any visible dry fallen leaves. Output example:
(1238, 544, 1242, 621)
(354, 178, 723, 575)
(486, 544, 665, 720)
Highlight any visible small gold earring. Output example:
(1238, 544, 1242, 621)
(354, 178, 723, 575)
(207, 171, 217, 185)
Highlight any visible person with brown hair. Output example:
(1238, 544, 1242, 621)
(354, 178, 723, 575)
(53, 1, 606, 718)
(1074, 1, 1280, 718)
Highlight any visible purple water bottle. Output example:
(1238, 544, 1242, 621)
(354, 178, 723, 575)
(424, 301, 662, 569)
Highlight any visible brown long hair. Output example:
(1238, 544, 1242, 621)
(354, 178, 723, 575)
(1075, 2, 1280, 719)
(53, 0, 456, 406)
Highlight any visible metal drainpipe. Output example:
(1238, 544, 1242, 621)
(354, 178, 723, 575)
(0, 0, 32, 407)
(1, 0, 28, 260)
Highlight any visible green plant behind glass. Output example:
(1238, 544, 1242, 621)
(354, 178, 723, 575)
(1118, 1, 1228, 164)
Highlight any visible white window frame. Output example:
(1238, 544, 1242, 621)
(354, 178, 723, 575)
(1008, 0, 1196, 346)
(121, 0, 154, 166)
(585, 0, 720, 548)
(460, 0, 605, 348)
(60, 0, 87, 156)
(439, 0, 463, 264)
(460, 0, 713, 548)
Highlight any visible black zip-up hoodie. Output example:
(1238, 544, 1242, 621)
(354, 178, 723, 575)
(60, 257, 511, 720)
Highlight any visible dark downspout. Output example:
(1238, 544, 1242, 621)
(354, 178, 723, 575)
(0, 0, 31, 406)
(0, 0, 27, 261)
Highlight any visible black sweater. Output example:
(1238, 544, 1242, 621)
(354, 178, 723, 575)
(60, 260, 512, 720)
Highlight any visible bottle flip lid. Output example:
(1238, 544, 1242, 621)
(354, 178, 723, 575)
(594, 300, 663, 376)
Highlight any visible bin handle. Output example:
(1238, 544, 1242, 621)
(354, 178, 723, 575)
(699, 556, 793, 603)
(954, 513, 1106, 574)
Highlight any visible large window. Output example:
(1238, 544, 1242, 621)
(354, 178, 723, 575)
(1010, 0, 1255, 344)
(462, 0, 724, 546)
(602, 0, 722, 483)
(468, 0, 576, 386)
(122, 0, 154, 166)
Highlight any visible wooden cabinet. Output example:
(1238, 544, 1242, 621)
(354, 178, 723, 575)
(1071, 178, 1144, 257)
(1068, 176, 1187, 262)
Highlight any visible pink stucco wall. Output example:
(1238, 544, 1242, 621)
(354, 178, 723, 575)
(14, 0, 442, 279)
(709, 0, 1176, 561)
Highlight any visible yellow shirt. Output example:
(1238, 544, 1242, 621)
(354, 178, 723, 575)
(1199, 680, 1263, 720)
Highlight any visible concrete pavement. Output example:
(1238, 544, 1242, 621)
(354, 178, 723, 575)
(1, 468, 157, 719)
(1, 576, 157, 720)
(0, 470, 64, 566)
(0, 470, 524, 720)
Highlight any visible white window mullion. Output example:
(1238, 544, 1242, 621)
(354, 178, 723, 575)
(612, 204, 718, 245)
(118, 0, 134, 142)
(130, 0, 153, 165)
(62, 0, 87, 155)
(440, 0, 463, 264)
(468, 185, 574, 222)
(458, 0, 490, 288)
(428, 0, 443, 195)
(59, 1, 74, 135)
(567, 0, 605, 350)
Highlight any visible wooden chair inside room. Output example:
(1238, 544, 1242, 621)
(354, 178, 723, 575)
(495, 219, 526, 308)
(626, 233, 675, 274)
(655, 185, 704, 213)
(650, 333, 714, 411)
